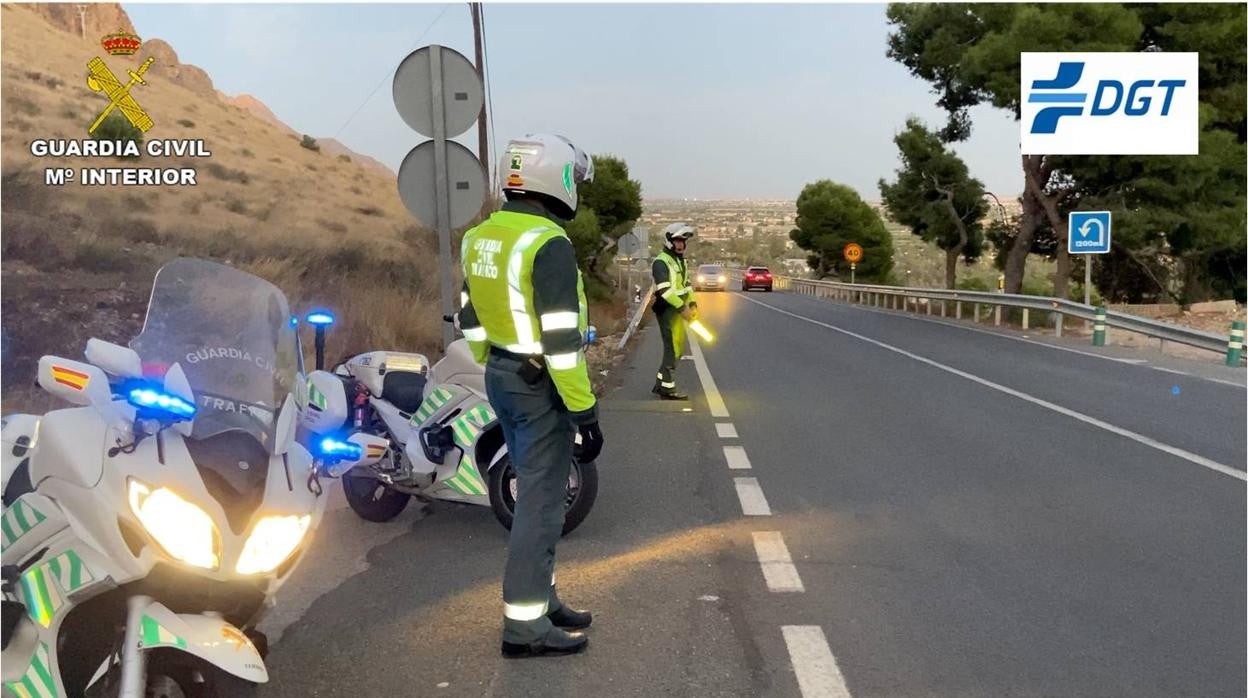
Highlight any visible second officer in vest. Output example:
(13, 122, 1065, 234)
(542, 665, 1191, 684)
(652, 223, 697, 399)
(457, 134, 603, 658)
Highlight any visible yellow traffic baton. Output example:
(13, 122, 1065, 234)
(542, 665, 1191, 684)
(688, 319, 715, 344)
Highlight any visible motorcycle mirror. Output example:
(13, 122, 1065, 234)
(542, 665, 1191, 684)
(585, 325, 598, 345)
(85, 339, 143, 378)
(37, 356, 110, 409)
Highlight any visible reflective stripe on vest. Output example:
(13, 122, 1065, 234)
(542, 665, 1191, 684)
(506, 228, 548, 354)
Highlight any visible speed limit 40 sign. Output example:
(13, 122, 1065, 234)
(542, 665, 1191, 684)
(843, 243, 863, 264)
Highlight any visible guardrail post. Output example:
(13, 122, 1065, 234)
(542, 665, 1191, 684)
(1226, 321, 1244, 366)
(926, 298, 932, 315)
(956, 301, 962, 320)
(1055, 312, 1063, 338)
(994, 305, 1001, 326)
(940, 300, 947, 318)
(1093, 307, 1107, 347)
(1022, 308, 1029, 330)
(973, 304, 980, 323)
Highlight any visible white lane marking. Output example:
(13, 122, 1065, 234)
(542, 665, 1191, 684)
(782, 625, 852, 698)
(716, 422, 739, 438)
(1153, 366, 1190, 376)
(734, 477, 772, 515)
(743, 295, 1247, 482)
(690, 336, 730, 417)
(752, 531, 804, 592)
(723, 445, 752, 470)
(1208, 377, 1247, 388)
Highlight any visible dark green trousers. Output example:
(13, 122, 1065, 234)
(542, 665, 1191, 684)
(485, 353, 573, 643)
(655, 306, 687, 389)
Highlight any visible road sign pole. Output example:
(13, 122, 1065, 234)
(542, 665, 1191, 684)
(851, 263, 856, 285)
(1084, 255, 1092, 306)
(429, 45, 455, 350)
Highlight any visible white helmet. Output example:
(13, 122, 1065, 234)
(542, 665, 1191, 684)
(663, 223, 695, 250)
(501, 134, 594, 220)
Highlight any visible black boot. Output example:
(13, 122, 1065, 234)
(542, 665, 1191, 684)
(656, 387, 688, 400)
(501, 627, 589, 659)
(547, 605, 592, 630)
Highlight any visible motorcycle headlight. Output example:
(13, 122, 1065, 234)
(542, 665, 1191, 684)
(236, 514, 311, 575)
(127, 479, 221, 570)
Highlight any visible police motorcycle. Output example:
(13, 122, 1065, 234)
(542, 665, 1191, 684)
(301, 314, 599, 535)
(0, 258, 378, 698)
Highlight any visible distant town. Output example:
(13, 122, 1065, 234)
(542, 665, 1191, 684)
(632, 196, 1024, 276)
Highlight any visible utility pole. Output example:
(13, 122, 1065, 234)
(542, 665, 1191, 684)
(470, 3, 489, 190)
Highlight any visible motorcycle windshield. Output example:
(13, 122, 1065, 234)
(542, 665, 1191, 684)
(129, 258, 303, 454)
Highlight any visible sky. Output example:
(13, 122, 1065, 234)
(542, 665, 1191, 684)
(125, 3, 1024, 201)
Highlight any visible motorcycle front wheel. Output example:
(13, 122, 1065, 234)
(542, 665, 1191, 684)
(86, 650, 257, 698)
(488, 455, 598, 536)
(342, 471, 411, 522)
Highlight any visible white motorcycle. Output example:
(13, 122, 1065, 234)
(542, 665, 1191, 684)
(0, 258, 373, 698)
(302, 316, 599, 535)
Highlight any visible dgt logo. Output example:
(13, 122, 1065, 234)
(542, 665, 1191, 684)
(1021, 52, 1198, 155)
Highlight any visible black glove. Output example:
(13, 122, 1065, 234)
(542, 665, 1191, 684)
(574, 421, 603, 464)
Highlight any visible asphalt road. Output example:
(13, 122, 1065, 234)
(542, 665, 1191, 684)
(259, 289, 1245, 697)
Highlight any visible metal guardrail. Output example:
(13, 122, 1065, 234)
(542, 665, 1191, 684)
(617, 284, 655, 351)
(748, 272, 1235, 358)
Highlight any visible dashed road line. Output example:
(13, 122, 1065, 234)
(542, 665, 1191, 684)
(741, 294, 1246, 482)
(752, 532, 804, 592)
(723, 445, 752, 470)
(716, 422, 738, 438)
(782, 625, 852, 698)
(734, 477, 772, 515)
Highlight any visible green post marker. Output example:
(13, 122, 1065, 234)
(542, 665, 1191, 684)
(1093, 307, 1107, 347)
(1226, 321, 1245, 367)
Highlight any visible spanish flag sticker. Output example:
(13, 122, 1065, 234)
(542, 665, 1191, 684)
(366, 444, 387, 459)
(51, 365, 90, 391)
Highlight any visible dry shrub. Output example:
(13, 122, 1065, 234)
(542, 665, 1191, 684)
(225, 197, 249, 215)
(205, 163, 250, 184)
(317, 218, 347, 234)
(11, 95, 42, 116)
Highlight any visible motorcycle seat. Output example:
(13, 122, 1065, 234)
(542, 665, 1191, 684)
(382, 372, 428, 415)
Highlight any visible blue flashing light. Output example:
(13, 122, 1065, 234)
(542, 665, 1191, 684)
(127, 386, 196, 420)
(305, 311, 335, 327)
(319, 437, 362, 461)
(290, 316, 299, 327)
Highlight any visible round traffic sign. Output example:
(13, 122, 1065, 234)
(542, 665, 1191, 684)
(392, 45, 484, 139)
(397, 140, 487, 230)
(843, 242, 864, 264)
(617, 233, 642, 258)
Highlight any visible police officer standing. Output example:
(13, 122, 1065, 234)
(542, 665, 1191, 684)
(457, 134, 603, 658)
(651, 223, 697, 400)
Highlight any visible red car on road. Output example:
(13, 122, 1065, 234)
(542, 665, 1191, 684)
(741, 266, 773, 292)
